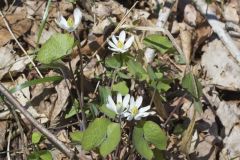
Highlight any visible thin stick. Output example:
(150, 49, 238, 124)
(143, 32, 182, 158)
(0, 11, 43, 78)
(0, 83, 77, 159)
(4, 100, 27, 159)
(7, 125, 12, 160)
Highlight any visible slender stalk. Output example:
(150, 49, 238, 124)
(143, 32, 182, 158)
(73, 31, 86, 130)
(68, 61, 83, 130)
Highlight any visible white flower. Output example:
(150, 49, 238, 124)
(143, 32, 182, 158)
(106, 93, 130, 116)
(108, 31, 134, 53)
(123, 96, 155, 121)
(55, 8, 82, 32)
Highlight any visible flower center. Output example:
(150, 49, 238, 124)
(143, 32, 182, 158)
(131, 106, 139, 116)
(67, 17, 74, 27)
(117, 40, 124, 49)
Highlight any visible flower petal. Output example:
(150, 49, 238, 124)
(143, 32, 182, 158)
(123, 94, 130, 108)
(112, 35, 118, 45)
(122, 112, 131, 117)
(119, 31, 126, 43)
(117, 93, 122, 104)
(139, 105, 150, 113)
(135, 96, 143, 108)
(108, 47, 122, 53)
(124, 35, 134, 50)
(126, 115, 133, 121)
(108, 40, 118, 49)
(73, 8, 82, 28)
(134, 112, 149, 120)
(130, 96, 135, 109)
(107, 95, 117, 113)
(55, 14, 69, 30)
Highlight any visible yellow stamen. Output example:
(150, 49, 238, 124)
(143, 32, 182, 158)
(117, 40, 124, 49)
(67, 17, 74, 27)
(131, 106, 139, 116)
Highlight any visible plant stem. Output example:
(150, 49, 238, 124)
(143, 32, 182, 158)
(73, 31, 86, 130)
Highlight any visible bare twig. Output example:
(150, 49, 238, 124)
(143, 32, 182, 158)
(194, 0, 240, 64)
(4, 100, 27, 159)
(7, 125, 12, 160)
(0, 83, 77, 159)
(0, 11, 43, 78)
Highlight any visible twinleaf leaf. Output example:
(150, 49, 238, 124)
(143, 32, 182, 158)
(37, 33, 74, 64)
(112, 81, 129, 95)
(82, 118, 111, 150)
(144, 35, 172, 54)
(133, 125, 153, 159)
(182, 72, 202, 99)
(70, 131, 84, 143)
(100, 123, 121, 157)
(32, 131, 42, 144)
(143, 121, 168, 150)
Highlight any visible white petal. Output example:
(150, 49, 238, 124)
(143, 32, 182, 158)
(55, 14, 69, 30)
(108, 40, 118, 49)
(123, 94, 130, 108)
(134, 115, 143, 120)
(73, 8, 82, 28)
(135, 112, 149, 120)
(108, 47, 122, 53)
(122, 112, 131, 117)
(139, 105, 150, 113)
(124, 36, 134, 50)
(135, 96, 143, 108)
(117, 93, 122, 104)
(149, 111, 156, 115)
(130, 96, 135, 108)
(119, 31, 126, 43)
(126, 115, 133, 121)
(112, 35, 118, 45)
(107, 96, 117, 113)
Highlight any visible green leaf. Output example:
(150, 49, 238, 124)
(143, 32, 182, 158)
(37, 33, 74, 64)
(70, 131, 84, 143)
(28, 151, 40, 160)
(39, 150, 52, 160)
(99, 105, 116, 119)
(194, 100, 203, 113)
(82, 118, 111, 150)
(65, 99, 79, 119)
(10, 76, 62, 93)
(100, 123, 121, 157)
(32, 132, 42, 144)
(126, 59, 148, 81)
(143, 121, 168, 150)
(105, 55, 122, 69)
(147, 65, 157, 81)
(117, 71, 131, 79)
(112, 81, 129, 95)
(182, 72, 203, 99)
(133, 125, 153, 159)
(144, 35, 172, 54)
(99, 86, 111, 105)
(156, 82, 170, 92)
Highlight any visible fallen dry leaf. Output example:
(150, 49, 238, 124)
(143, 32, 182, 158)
(201, 39, 240, 90)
